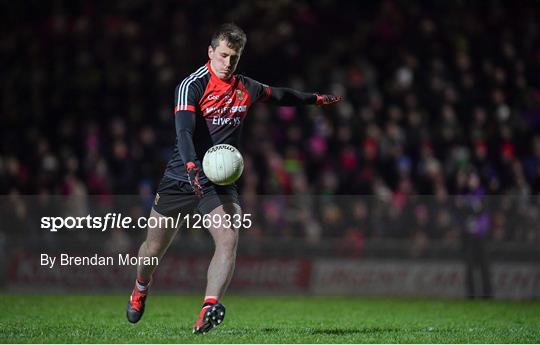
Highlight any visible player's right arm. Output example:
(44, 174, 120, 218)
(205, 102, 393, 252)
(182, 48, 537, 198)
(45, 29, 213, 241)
(174, 110, 202, 197)
(174, 69, 208, 197)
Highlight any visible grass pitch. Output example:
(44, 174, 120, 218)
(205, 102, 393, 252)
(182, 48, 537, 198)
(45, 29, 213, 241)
(1, 294, 539, 343)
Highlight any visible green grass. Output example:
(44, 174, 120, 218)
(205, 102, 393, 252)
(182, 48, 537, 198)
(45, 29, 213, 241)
(1, 295, 539, 343)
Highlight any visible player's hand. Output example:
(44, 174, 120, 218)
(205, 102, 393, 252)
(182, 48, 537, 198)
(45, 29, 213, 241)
(186, 162, 203, 198)
(315, 94, 343, 106)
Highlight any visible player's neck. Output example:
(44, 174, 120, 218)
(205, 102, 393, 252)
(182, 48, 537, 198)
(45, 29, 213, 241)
(207, 60, 234, 83)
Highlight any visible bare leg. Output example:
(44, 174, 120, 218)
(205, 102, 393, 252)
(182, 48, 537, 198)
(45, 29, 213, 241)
(204, 203, 241, 299)
(137, 208, 182, 281)
(127, 208, 184, 323)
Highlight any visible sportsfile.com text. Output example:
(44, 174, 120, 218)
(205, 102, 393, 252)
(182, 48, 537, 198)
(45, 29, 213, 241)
(41, 213, 252, 232)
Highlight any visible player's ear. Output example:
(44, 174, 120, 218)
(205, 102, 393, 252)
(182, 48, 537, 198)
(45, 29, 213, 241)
(208, 45, 214, 59)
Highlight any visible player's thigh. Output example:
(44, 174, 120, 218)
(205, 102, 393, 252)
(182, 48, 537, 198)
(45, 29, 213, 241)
(197, 184, 242, 242)
(145, 176, 198, 248)
(144, 207, 182, 248)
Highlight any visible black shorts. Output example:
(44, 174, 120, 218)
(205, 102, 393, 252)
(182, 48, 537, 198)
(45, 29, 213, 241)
(153, 176, 240, 217)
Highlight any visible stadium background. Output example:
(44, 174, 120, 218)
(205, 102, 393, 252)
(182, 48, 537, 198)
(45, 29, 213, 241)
(1, 0, 539, 299)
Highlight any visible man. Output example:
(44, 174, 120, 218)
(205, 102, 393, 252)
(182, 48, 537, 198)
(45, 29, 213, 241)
(126, 23, 342, 334)
(460, 170, 493, 299)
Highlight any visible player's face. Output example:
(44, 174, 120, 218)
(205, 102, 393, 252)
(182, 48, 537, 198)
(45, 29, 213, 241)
(208, 40, 242, 80)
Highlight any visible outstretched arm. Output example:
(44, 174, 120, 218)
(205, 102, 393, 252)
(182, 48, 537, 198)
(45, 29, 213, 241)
(242, 76, 343, 107)
(266, 87, 316, 105)
(268, 87, 343, 105)
(266, 87, 343, 106)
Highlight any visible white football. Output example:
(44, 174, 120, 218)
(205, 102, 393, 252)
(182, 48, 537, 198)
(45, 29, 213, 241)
(202, 144, 244, 185)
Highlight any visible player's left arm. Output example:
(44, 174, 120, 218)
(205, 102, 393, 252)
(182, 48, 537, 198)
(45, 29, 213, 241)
(268, 87, 342, 106)
(241, 76, 342, 106)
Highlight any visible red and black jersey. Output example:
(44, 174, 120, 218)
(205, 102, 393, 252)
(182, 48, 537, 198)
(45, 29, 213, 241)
(164, 61, 317, 183)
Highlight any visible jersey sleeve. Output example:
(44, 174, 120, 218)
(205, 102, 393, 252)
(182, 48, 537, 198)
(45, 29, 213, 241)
(240, 75, 317, 106)
(174, 76, 204, 113)
(240, 76, 272, 103)
(175, 110, 198, 165)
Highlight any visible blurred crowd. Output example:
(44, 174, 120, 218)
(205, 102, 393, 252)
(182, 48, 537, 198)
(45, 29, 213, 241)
(1, 1, 539, 245)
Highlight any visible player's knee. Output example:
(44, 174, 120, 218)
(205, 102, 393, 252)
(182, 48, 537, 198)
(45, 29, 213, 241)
(215, 229, 239, 253)
(144, 240, 168, 257)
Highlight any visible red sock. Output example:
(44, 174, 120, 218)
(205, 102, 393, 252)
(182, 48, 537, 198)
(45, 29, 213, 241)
(203, 297, 218, 307)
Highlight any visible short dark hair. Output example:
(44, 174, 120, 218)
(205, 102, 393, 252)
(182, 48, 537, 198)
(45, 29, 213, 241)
(210, 23, 247, 51)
